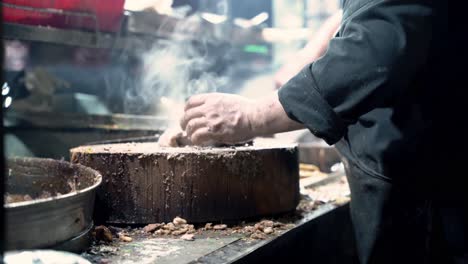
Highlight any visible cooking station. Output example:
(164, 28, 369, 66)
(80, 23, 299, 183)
(81, 203, 355, 264)
(74, 139, 355, 264)
(2, 1, 356, 263)
(5, 137, 356, 263)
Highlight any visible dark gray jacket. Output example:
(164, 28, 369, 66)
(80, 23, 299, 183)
(279, 0, 452, 191)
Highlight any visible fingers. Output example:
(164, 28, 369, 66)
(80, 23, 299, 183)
(184, 94, 209, 111)
(175, 134, 192, 146)
(181, 94, 211, 129)
(185, 117, 207, 137)
(181, 93, 222, 146)
(158, 133, 177, 147)
(180, 107, 205, 130)
(190, 127, 216, 146)
(185, 117, 219, 146)
(158, 128, 183, 147)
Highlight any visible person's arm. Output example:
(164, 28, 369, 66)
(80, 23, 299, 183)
(274, 10, 343, 89)
(248, 92, 305, 135)
(175, 91, 303, 146)
(279, 0, 436, 144)
(161, 0, 436, 147)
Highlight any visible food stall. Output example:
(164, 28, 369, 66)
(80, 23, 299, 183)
(2, 1, 356, 263)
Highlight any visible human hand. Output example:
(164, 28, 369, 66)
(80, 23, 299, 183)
(180, 93, 257, 146)
(157, 126, 193, 147)
(158, 127, 183, 147)
(157, 96, 193, 147)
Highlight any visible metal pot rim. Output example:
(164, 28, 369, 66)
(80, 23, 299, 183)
(4, 157, 102, 209)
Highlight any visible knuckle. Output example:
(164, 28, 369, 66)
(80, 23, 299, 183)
(211, 121, 222, 133)
(186, 96, 194, 106)
(186, 122, 197, 135)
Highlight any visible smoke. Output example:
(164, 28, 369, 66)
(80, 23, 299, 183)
(125, 14, 229, 123)
(122, 3, 277, 132)
(238, 73, 275, 99)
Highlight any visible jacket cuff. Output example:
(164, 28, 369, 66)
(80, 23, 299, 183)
(278, 67, 347, 145)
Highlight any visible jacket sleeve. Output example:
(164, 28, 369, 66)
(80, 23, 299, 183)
(278, 0, 434, 145)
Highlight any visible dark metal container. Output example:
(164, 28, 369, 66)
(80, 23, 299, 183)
(4, 157, 102, 252)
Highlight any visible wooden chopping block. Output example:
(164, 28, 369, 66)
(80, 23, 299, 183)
(70, 141, 299, 224)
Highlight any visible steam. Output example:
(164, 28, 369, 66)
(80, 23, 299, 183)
(125, 14, 229, 125)
(238, 73, 275, 99)
(123, 2, 276, 136)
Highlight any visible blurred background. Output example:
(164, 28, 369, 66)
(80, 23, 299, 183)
(2, 0, 340, 159)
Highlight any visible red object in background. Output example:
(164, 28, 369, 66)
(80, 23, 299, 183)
(2, 0, 125, 32)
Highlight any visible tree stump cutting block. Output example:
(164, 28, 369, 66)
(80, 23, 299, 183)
(70, 141, 299, 224)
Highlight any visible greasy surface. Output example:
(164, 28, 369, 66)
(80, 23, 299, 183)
(303, 177, 350, 203)
(5, 157, 100, 205)
(70, 140, 299, 224)
(82, 176, 351, 264)
(84, 235, 240, 264)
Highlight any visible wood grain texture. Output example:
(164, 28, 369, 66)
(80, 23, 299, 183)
(70, 142, 299, 224)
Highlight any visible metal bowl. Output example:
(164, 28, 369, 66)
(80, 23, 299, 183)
(4, 157, 102, 252)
